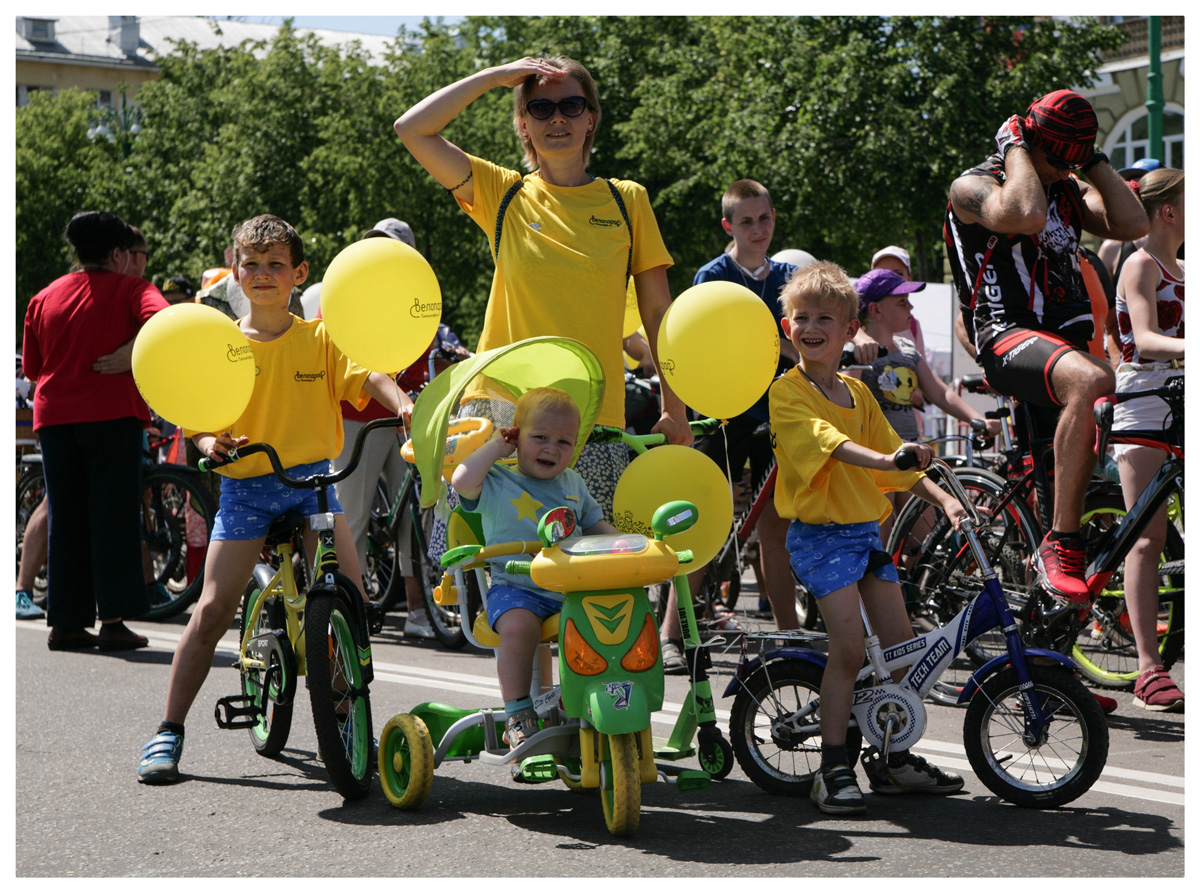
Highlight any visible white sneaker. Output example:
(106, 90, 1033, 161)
(404, 608, 435, 639)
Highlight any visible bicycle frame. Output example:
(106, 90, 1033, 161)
(239, 538, 309, 675)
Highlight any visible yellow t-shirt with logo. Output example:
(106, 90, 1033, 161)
(769, 368, 921, 525)
(206, 316, 371, 479)
(457, 155, 674, 427)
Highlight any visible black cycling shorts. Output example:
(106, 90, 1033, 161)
(980, 327, 1083, 408)
(694, 413, 775, 493)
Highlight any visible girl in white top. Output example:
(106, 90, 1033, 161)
(1112, 167, 1184, 712)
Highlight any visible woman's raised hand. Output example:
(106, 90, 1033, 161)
(491, 57, 567, 89)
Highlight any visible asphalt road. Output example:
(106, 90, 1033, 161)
(13, 603, 1185, 879)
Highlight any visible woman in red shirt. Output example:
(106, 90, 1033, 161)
(22, 211, 168, 651)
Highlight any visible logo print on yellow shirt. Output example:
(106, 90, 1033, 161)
(510, 491, 542, 522)
(528, 222, 542, 232)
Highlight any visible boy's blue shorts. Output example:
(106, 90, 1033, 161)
(211, 460, 343, 541)
(486, 584, 563, 629)
(786, 519, 898, 599)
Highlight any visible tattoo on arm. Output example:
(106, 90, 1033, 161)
(951, 178, 994, 218)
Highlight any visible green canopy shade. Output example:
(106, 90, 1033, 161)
(410, 336, 606, 507)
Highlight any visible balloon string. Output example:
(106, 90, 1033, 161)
(719, 424, 742, 579)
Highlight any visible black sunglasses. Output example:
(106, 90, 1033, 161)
(525, 96, 589, 120)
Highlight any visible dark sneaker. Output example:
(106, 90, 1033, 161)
(138, 729, 184, 784)
(1035, 533, 1090, 603)
(504, 707, 540, 751)
(810, 764, 865, 815)
(862, 748, 964, 795)
(1133, 665, 1184, 713)
(661, 639, 686, 675)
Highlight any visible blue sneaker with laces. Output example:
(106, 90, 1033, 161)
(138, 728, 184, 784)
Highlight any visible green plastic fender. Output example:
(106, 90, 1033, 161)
(583, 678, 654, 736)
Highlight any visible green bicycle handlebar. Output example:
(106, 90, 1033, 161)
(506, 560, 533, 576)
(587, 417, 722, 454)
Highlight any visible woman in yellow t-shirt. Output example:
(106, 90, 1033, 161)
(394, 55, 692, 520)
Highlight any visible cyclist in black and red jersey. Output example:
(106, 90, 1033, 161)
(945, 89, 1147, 603)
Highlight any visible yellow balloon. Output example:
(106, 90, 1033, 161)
(656, 281, 780, 419)
(622, 278, 641, 338)
(320, 238, 442, 373)
(612, 446, 733, 567)
(132, 303, 256, 431)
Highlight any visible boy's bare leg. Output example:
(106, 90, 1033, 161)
(758, 504, 798, 629)
(859, 574, 916, 683)
(494, 608, 542, 701)
(814, 584, 865, 746)
(1118, 446, 1172, 676)
(162, 537, 266, 725)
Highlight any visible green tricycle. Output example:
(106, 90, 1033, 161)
(375, 337, 733, 837)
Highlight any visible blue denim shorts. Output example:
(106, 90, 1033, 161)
(486, 584, 564, 629)
(212, 460, 343, 541)
(786, 519, 898, 599)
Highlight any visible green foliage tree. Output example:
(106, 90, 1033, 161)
(16, 15, 1123, 344)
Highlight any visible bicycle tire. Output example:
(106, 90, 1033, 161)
(1072, 493, 1184, 688)
(728, 658, 861, 796)
(240, 570, 294, 757)
(415, 508, 470, 649)
(378, 713, 434, 809)
(137, 465, 215, 622)
(599, 731, 641, 837)
(306, 589, 374, 799)
(367, 482, 404, 612)
(963, 665, 1108, 808)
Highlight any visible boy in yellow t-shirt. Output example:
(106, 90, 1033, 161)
(769, 261, 966, 816)
(138, 215, 411, 785)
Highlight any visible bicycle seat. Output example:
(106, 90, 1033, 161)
(961, 374, 989, 395)
(263, 511, 306, 548)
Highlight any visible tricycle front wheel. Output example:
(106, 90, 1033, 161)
(379, 713, 435, 809)
(600, 732, 641, 837)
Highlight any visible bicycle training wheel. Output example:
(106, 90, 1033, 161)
(599, 732, 641, 837)
(306, 590, 375, 799)
(378, 713, 434, 809)
(963, 666, 1108, 808)
(728, 658, 860, 796)
(138, 465, 214, 621)
(239, 573, 294, 756)
(1071, 493, 1184, 689)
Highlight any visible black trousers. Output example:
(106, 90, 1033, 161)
(38, 417, 149, 628)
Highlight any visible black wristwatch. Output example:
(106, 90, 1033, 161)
(1081, 150, 1109, 175)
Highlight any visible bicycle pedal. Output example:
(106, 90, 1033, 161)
(674, 769, 711, 792)
(516, 755, 558, 783)
(214, 695, 264, 730)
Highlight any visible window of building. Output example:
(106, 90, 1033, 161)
(97, 90, 114, 108)
(1107, 108, 1185, 170)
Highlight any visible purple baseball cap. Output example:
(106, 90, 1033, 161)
(854, 268, 926, 311)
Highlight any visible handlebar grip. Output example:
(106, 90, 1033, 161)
(894, 448, 919, 471)
(839, 346, 887, 368)
(505, 560, 532, 576)
(675, 549, 694, 565)
(198, 451, 238, 473)
(985, 407, 1011, 420)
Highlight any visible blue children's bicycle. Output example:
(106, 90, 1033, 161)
(726, 455, 1110, 808)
